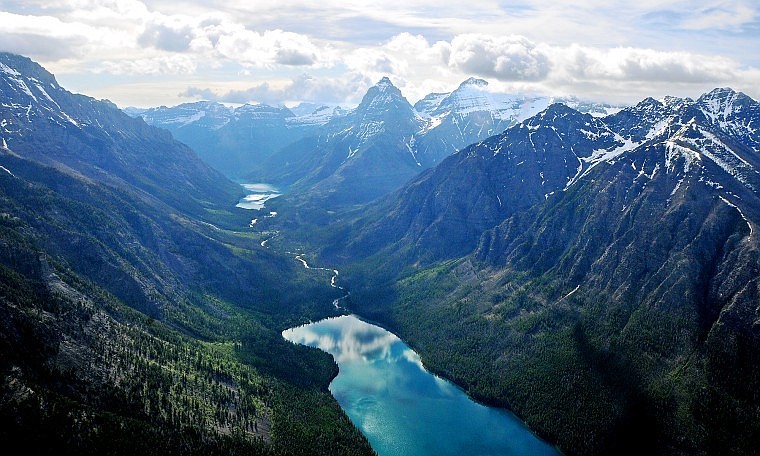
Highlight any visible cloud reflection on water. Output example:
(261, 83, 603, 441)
(283, 315, 414, 364)
(282, 314, 559, 456)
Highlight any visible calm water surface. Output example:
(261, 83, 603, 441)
(236, 183, 280, 210)
(282, 315, 559, 456)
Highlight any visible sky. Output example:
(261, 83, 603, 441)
(1, 0, 759, 108)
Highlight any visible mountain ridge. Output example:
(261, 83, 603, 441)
(323, 86, 760, 455)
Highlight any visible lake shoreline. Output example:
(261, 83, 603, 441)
(283, 315, 560, 456)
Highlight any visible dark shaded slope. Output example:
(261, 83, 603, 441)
(329, 104, 620, 264)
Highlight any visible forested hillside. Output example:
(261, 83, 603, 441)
(0, 52, 373, 455)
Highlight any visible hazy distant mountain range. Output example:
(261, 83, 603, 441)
(129, 77, 618, 208)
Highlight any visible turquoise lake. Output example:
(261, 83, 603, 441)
(282, 315, 559, 456)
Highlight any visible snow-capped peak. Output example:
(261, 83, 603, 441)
(375, 76, 395, 92)
(356, 77, 413, 118)
(457, 77, 489, 89)
(1, 52, 84, 134)
(694, 87, 760, 149)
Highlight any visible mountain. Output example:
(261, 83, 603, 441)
(326, 88, 760, 455)
(413, 77, 619, 164)
(133, 101, 339, 179)
(259, 77, 427, 210)
(415, 77, 555, 159)
(130, 77, 616, 214)
(0, 52, 373, 454)
(0, 54, 241, 220)
(261, 78, 618, 206)
(331, 103, 624, 263)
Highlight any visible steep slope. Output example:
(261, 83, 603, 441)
(334, 88, 760, 455)
(0, 54, 241, 221)
(414, 77, 618, 166)
(414, 77, 551, 161)
(265, 77, 426, 209)
(331, 103, 622, 263)
(0, 53, 373, 455)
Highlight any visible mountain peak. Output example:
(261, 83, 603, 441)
(703, 87, 740, 99)
(457, 77, 489, 90)
(0, 52, 58, 88)
(696, 87, 756, 124)
(537, 102, 583, 120)
(662, 95, 688, 110)
(357, 76, 408, 112)
(0, 52, 87, 130)
(636, 97, 663, 109)
(375, 76, 396, 91)
(696, 87, 751, 110)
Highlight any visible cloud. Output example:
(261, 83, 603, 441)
(180, 73, 371, 104)
(447, 34, 551, 81)
(0, 10, 134, 64)
(209, 26, 331, 67)
(677, 3, 758, 30)
(99, 54, 197, 75)
(115, 14, 337, 73)
(275, 48, 316, 66)
(554, 45, 738, 83)
(385, 32, 451, 68)
(342, 33, 452, 97)
(0, 32, 87, 60)
(181, 86, 218, 100)
(135, 14, 334, 67)
(345, 49, 405, 75)
(3, 1, 758, 105)
(138, 20, 194, 52)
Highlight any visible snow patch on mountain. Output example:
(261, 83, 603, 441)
(719, 195, 753, 236)
(664, 140, 702, 174)
(357, 120, 385, 142)
(164, 111, 207, 126)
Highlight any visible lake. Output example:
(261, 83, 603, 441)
(282, 315, 559, 456)
(236, 183, 281, 210)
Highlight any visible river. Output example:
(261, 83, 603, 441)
(283, 315, 559, 456)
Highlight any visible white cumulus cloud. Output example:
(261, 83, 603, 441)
(446, 34, 552, 81)
(213, 27, 334, 68)
(549, 44, 741, 84)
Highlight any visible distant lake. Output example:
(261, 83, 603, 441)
(236, 183, 280, 210)
(283, 315, 559, 456)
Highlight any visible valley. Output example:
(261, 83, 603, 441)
(1, 49, 758, 456)
(0, 53, 372, 455)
